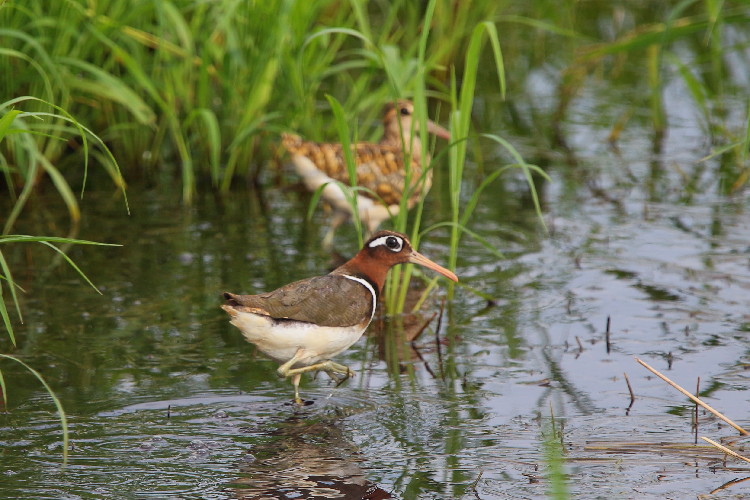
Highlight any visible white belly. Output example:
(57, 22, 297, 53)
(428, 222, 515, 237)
(229, 311, 367, 366)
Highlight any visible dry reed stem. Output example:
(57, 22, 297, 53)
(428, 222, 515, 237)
(624, 372, 635, 403)
(584, 441, 712, 451)
(635, 357, 749, 436)
(701, 437, 750, 465)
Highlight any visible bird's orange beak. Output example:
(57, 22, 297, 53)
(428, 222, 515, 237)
(426, 120, 451, 140)
(408, 251, 459, 282)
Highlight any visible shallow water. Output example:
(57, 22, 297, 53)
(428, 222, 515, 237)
(4, 18, 750, 500)
(3, 164, 750, 498)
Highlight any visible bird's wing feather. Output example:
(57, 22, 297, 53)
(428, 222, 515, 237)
(225, 275, 374, 327)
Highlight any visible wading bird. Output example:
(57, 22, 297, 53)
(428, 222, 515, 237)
(281, 100, 450, 247)
(221, 230, 458, 404)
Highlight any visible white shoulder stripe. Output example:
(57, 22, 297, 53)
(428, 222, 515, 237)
(341, 274, 377, 322)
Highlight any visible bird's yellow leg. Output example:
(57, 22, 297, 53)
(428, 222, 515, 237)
(277, 351, 354, 402)
(291, 373, 303, 405)
(286, 360, 354, 380)
(278, 350, 308, 404)
(277, 349, 306, 378)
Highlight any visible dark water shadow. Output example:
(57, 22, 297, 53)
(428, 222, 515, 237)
(230, 408, 392, 499)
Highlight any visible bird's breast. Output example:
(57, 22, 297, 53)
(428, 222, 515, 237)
(226, 309, 370, 365)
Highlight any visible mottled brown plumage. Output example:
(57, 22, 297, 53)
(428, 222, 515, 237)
(281, 100, 450, 247)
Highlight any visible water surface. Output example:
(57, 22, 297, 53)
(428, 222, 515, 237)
(3, 13, 750, 499)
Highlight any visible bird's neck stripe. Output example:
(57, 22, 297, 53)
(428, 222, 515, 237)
(342, 274, 377, 322)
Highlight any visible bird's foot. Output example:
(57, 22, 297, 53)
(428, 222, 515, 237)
(324, 368, 354, 387)
(278, 353, 355, 402)
(319, 361, 354, 386)
(282, 359, 352, 378)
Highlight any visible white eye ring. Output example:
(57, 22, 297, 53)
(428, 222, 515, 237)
(368, 235, 403, 252)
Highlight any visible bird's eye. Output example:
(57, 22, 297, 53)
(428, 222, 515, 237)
(368, 234, 404, 251)
(400, 107, 410, 116)
(386, 236, 402, 250)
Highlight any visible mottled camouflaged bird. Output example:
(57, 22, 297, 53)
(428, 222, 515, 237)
(281, 100, 451, 248)
(221, 230, 458, 404)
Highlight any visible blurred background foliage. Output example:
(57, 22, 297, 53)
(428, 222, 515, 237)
(2, 0, 748, 215)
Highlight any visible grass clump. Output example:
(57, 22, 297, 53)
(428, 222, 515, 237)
(0, 99, 122, 462)
(0, 0, 510, 202)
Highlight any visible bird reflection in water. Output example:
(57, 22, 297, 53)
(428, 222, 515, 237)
(231, 411, 392, 499)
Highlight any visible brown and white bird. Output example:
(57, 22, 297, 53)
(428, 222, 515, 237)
(281, 100, 451, 247)
(221, 230, 458, 404)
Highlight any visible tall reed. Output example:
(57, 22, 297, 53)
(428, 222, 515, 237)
(382, 15, 547, 313)
(2, 0, 514, 202)
(1, 97, 127, 233)
(293, 0, 547, 314)
(543, 410, 570, 500)
(549, 2, 750, 190)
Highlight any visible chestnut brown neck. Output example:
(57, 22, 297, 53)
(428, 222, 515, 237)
(333, 251, 395, 293)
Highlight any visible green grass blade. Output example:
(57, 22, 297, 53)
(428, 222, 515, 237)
(0, 236, 120, 304)
(498, 15, 587, 40)
(305, 182, 329, 222)
(444, 21, 507, 284)
(184, 108, 221, 187)
(50, 243, 101, 288)
(730, 99, 750, 191)
(88, 28, 169, 111)
(1, 97, 129, 214)
(305, 27, 372, 49)
(0, 249, 22, 339)
(0, 354, 69, 463)
(740, 99, 750, 168)
(0, 109, 22, 141)
(59, 58, 156, 125)
(480, 133, 550, 231)
(6, 101, 89, 203)
(0, 282, 17, 346)
(348, 0, 373, 43)
(423, 221, 505, 260)
(38, 241, 106, 294)
(665, 52, 707, 114)
(0, 29, 61, 101)
(0, 235, 120, 246)
(543, 416, 569, 499)
(3, 154, 37, 235)
(325, 94, 363, 246)
(0, 368, 6, 406)
(36, 153, 80, 222)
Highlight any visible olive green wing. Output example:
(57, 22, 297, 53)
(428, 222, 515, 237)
(224, 275, 375, 328)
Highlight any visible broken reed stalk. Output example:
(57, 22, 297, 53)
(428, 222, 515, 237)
(605, 316, 611, 354)
(575, 336, 584, 352)
(624, 372, 635, 404)
(635, 357, 749, 436)
(694, 377, 700, 445)
(709, 476, 750, 495)
(435, 298, 446, 382)
(701, 437, 750, 465)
